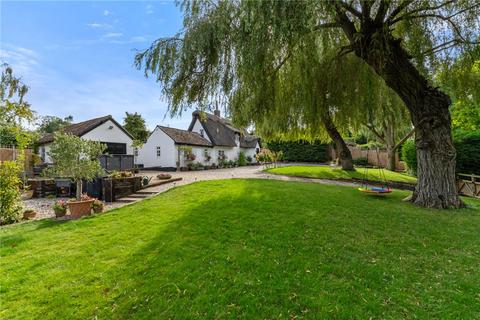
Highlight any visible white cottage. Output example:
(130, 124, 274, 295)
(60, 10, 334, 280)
(37, 115, 135, 169)
(136, 110, 260, 169)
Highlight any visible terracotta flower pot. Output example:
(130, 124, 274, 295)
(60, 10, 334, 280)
(54, 208, 67, 218)
(23, 210, 37, 220)
(68, 199, 94, 218)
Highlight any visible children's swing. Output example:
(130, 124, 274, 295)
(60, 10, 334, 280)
(358, 148, 392, 195)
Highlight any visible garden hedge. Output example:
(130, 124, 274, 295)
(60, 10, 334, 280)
(265, 140, 330, 163)
(401, 130, 480, 176)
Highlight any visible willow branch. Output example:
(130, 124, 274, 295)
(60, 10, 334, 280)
(386, 0, 414, 23)
(364, 123, 386, 143)
(394, 127, 415, 150)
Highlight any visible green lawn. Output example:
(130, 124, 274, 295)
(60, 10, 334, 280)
(266, 165, 417, 184)
(1, 179, 479, 319)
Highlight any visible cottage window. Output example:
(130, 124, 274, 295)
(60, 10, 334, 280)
(200, 129, 204, 137)
(156, 146, 161, 157)
(134, 148, 138, 157)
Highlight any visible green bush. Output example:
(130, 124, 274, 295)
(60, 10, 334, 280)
(266, 140, 329, 162)
(401, 140, 417, 175)
(0, 161, 23, 225)
(401, 131, 480, 176)
(237, 151, 247, 166)
(353, 157, 368, 166)
(454, 130, 480, 175)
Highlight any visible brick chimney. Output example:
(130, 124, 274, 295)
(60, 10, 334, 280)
(214, 108, 221, 117)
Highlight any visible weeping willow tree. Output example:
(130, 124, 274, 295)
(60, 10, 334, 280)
(136, 1, 479, 209)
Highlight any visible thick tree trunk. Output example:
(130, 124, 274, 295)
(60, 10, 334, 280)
(353, 35, 463, 208)
(321, 112, 354, 171)
(385, 147, 396, 171)
(76, 179, 82, 201)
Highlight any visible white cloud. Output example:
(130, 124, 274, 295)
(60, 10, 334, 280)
(109, 36, 148, 44)
(146, 4, 154, 14)
(0, 44, 40, 79)
(103, 32, 123, 38)
(103, 10, 111, 16)
(86, 22, 112, 28)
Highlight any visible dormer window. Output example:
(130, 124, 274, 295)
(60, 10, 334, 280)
(200, 129, 204, 137)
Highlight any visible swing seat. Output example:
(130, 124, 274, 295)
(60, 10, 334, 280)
(358, 187, 392, 194)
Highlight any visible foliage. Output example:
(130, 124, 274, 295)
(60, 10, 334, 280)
(92, 199, 104, 212)
(0, 65, 35, 224)
(352, 157, 368, 166)
(402, 132, 480, 176)
(37, 115, 73, 134)
(266, 140, 329, 163)
(246, 155, 253, 164)
(109, 170, 133, 179)
(0, 161, 23, 225)
(267, 166, 417, 184)
(142, 176, 152, 187)
(1, 180, 479, 319)
(123, 112, 149, 144)
(52, 200, 68, 215)
(45, 133, 105, 200)
(135, 1, 478, 133)
(453, 131, 480, 175)
(438, 49, 480, 131)
(237, 151, 247, 166)
(401, 140, 418, 175)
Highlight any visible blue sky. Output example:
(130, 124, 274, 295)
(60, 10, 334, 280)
(1, 1, 193, 130)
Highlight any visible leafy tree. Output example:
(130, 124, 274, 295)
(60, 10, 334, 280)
(0, 64, 35, 224)
(38, 115, 73, 134)
(136, 1, 479, 208)
(362, 84, 414, 171)
(46, 133, 106, 201)
(123, 112, 149, 144)
(438, 48, 480, 131)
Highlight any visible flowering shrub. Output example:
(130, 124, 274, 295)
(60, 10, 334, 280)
(0, 161, 23, 225)
(92, 199, 104, 213)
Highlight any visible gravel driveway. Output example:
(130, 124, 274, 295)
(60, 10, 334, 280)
(20, 163, 354, 222)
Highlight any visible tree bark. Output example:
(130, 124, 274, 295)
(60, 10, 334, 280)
(352, 35, 463, 208)
(76, 179, 82, 201)
(385, 147, 396, 171)
(321, 112, 354, 171)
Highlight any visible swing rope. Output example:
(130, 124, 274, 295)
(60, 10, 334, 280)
(358, 147, 392, 194)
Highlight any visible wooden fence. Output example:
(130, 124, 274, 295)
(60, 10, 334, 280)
(328, 145, 405, 171)
(0, 147, 33, 172)
(457, 174, 480, 199)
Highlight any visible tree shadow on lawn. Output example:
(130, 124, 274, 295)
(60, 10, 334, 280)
(98, 181, 480, 319)
(3, 180, 480, 319)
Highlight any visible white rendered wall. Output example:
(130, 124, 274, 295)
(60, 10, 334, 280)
(178, 145, 214, 167)
(81, 119, 134, 155)
(136, 127, 177, 168)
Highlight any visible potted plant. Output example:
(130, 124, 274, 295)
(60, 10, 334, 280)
(46, 133, 105, 219)
(92, 199, 104, 213)
(142, 176, 152, 186)
(157, 173, 172, 180)
(23, 209, 37, 220)
(52, 200, 68, 218)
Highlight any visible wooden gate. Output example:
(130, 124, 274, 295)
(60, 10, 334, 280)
(457, 174, 480, 199)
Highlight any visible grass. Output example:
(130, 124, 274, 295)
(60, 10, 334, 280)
(1, 179, 479, 319)
(266, 165, 417, 184)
